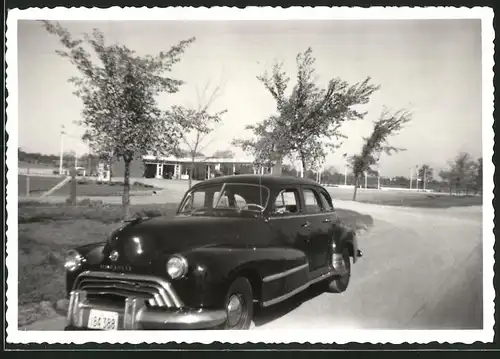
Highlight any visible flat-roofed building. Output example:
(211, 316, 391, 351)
(110, 154, 274, 180)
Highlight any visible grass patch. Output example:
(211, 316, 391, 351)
(326, 187, 483, 208)
(358, 193, 483, 208)
(17, 202, 372, 325)
(19, 175, 160, 197)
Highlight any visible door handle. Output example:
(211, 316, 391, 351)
(322, 218, 332, 223)
(302, 221, 312, 228)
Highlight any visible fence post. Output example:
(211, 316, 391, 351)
(69, 168, 77, 205)
(26, 166, 30, 197)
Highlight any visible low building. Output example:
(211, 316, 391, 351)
(110, 155, 274, 180)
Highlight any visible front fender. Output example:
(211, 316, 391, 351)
(65, 242, 106, 296)
(173, 246, 307, 308)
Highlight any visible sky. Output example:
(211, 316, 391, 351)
(17, 19, 483, 177)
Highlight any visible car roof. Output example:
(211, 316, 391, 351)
(191, 174, 322, 189)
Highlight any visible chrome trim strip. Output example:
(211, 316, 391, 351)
(262, 271, 336, 308)
(262, 263, 309, 283)
(78, 279, 166, 306)
(136, 307, 227, 330)
(74, 271, 184, 308)
(268, 212, 336, 220)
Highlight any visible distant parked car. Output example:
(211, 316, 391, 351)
(62, 175, 363, 331)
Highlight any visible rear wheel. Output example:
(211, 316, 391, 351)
(221, 277, 253, 330)
(326, 248, 351, 293)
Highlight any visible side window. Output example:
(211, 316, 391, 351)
(234, 194, 247, 208)
(303, 188, 322, 214)
(213, 191, 229, 207)
(318, 190, 334, 212)
(181, 191, 206, 212)
(273, 189, 300, 215)
(192, 191, 206, 208)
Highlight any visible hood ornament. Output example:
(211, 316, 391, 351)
(109, 250, 119, 262)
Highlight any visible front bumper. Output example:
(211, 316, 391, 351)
(64, 290, 227, 330)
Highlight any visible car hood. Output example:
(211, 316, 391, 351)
(99, 215, 264, 269)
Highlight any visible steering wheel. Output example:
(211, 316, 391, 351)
(241, 203, 265, 211)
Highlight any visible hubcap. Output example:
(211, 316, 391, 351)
(226, 294, 244, 327)
(332, 253, 348, 275)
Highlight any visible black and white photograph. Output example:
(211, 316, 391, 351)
(5, 7, 494, 344)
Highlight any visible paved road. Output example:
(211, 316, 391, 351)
(256, 201, 483, 330)
(20, 199, 483, 331)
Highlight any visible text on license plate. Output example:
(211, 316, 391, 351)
(87, 309, 119, 330)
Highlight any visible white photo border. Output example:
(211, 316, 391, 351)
(5, 6, 495, 345)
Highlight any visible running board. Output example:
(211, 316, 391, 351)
(261, 271, 335, 308)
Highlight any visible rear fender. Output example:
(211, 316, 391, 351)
(335, 226, 359, 263)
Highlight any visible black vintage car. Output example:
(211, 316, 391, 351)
(63, 175, 363, 330)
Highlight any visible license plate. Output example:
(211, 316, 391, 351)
(87, 309, 119, 330)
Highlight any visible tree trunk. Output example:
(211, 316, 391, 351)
(352, 174, 360, 201)
(122, 157, 132, 220)
(300, 152, 306, 178)
(271, 157, 283, 176)
(188, 159, 194, 189)
(108, 152, 113, 185)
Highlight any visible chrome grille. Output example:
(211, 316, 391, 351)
(73, 271, 184, 308)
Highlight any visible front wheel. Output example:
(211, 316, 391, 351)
(220, 277, 254, 330)
(326, 248, 351, 293)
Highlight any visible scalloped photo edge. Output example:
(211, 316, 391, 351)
(5, 6, 495, 345)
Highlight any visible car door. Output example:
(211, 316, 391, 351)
(266, 186, 312, 300)
(316, 186, 340, 260)
(300, 186, 331, 272)
(268, 186, 309, 246)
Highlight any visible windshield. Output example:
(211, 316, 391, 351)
(178, 183, 270, 216)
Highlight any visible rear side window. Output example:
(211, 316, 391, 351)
(273, 189, 300, 215)
(318, 190, 334, 212)
(303, 188, 322, 214)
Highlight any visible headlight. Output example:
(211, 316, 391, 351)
(166, 255, 188, 279)
(64, 250, 83, 272)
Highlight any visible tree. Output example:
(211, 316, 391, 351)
(43, 21, 195, 218)
(440, 152, 477, 195)
(350, 108, 412, 201)
(417, 164, 434, 190)
(438, 169, 454, 195)
(167, 81, 227, 188)
(235, 48, 380, 175)
(232, 116, 284, 173)
(439, 152, 482, 194)
(212, 149, 234, 159)
(473, 157, 483, 195)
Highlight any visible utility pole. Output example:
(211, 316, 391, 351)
(423, 166, 427, 191)
(364, 171, 367, 189)
(343, 153, 348, 186)
(377, 166, 381, 190)
(409, 167, 413, 190)
(59, 125, 65, 175)
(26, 166, 30, 196)
(415, 165, 419, 190)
